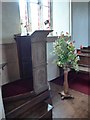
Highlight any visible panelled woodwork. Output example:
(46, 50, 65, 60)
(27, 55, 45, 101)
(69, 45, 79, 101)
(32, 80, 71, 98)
(15, 30, 53, 94)
(15, 36, 33, 80)
(3, 89, 53, 119)
(77, 46, 90, 67)
(31, 42, 46, 68)
(2, 30, 53, 119)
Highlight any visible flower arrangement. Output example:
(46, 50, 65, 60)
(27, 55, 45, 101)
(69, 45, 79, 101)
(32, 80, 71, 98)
(53, 32, 80, 99)
(53, 31, 80, 71)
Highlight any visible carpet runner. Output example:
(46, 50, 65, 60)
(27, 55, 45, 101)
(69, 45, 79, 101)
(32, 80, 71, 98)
(2, 71, 89, 98)
(2, 79, 33, 98)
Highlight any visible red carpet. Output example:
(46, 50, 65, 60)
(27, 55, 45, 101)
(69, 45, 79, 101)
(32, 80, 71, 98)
(2, 79, 33, 98)
(2, 71, 89, 98)
(69, 78, 89, 95)
(51, 71, 90, 95)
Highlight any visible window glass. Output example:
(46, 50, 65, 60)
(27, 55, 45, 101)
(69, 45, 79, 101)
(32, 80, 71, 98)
(30, 3, 38, 32)
(29, 0, 38, 3)
(19, 0, 51, 34)
(42, 0, 48, 6)
(19, 0, 28, 34)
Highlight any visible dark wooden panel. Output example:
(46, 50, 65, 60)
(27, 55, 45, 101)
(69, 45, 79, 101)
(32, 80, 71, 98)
(15, 36, 33, 80)
(33, 65, 48, 94)
(6, 90, 50, 118)
(88, 2, 90, 46)
(3, 31, 53, 119)
(17, 102, 53, 119)
(31, 42, 46, 68)
(15, 30, 52, 95)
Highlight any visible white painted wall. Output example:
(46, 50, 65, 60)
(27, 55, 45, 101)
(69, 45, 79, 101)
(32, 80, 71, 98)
(52, 0, 70, 35)
(0, 2, 5, 119)
(0, 2, 20, 84)
(47, 1, 89, 81)
(47, 41, 59, 81)
(72, 2, 88, 48)
(1, 2, 20, 44)
(47, 0, 70, 81)
(0, 1, 2, 44)
(0, 2, 20, 119)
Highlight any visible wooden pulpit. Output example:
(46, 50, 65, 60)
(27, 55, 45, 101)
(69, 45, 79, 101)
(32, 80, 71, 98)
(15, 30, 53, 94)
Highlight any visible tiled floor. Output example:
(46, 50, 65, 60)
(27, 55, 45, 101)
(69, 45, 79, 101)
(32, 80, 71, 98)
(49, 82, 89, 118)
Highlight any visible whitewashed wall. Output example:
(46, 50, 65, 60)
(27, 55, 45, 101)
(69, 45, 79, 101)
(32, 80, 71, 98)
(47, 0, 70, 81)
(52, 0, 70, 35)
(72, 2, 88, 48)
(0, 2, 20, 85)
(47, 41, 59, 81)
(0, 2, 20, 119)
(0, 2, 5, 119)
(1, 2, 20, 44)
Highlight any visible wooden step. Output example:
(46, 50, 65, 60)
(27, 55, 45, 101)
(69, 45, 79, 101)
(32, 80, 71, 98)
(78, 54, 90, 66)
(79, 64, 90, 68)
(3, 92, 36, 114)
(3, 91, 35, 103)
(83, 46, 90, 50)
(81, 49, 90, 53)
(16, 102, 53, 119)
(76, 71, 90, 81)
(77, 46, 90, 67)
(69, 69, 89, 81)
(77, 46, 90, 54)
(5, 90, 50, 118)
(2, 79, 33, 98)
(78, 53, 90, 57)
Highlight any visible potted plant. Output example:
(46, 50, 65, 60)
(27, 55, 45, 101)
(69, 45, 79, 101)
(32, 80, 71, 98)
(53, 31, 80, 99)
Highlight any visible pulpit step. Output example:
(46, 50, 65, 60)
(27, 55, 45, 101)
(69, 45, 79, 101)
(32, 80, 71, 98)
(4, 90, 50, 118)
(17, 102, 53, 119)
(3, 92, 36, 115)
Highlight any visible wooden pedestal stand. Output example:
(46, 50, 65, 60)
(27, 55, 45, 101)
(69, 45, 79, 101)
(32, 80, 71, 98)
(59, 69, 74, 100)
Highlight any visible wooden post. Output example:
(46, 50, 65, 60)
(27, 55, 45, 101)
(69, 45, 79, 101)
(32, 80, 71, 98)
(63, 69, 69, 95)
(59, 68, 74, 100)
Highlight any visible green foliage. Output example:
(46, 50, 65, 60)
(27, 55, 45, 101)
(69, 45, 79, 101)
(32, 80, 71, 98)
(53, 32, 80, 71)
